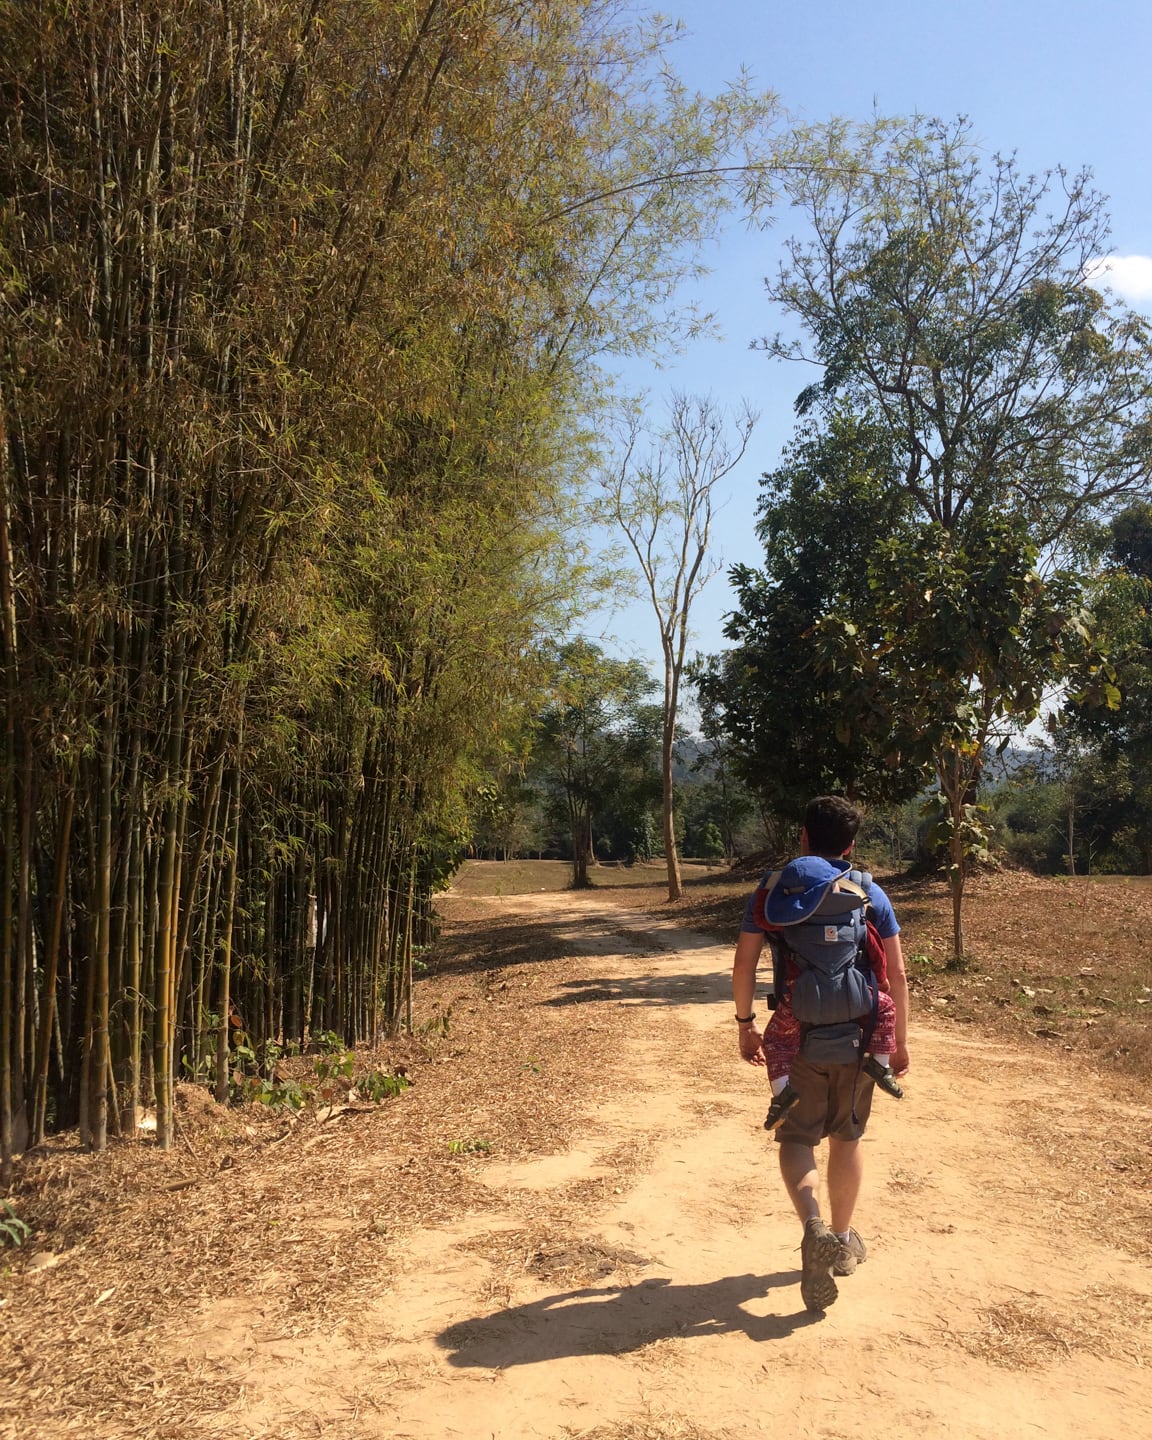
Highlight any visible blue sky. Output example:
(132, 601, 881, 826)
(594, 0, 1152, 674)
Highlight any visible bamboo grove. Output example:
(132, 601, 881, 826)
(0, 0, 777, 1167)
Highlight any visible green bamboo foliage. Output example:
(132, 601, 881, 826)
(0, 0, 777, 1165)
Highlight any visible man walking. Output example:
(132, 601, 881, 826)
(731, 796, 910, 1312)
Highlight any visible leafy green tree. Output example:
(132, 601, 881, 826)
(1073, 505, 1152, 773)
(814, 508, 1107, 953)
(746, 116, 1152, 956)
(531, 641, 661, 888)
(767, 116, 1152, 546)
(628, 811, 661, 864)
(685, 708, 758, 860)
(677, 764, 756, 861)
(469, 775, 547, 862)
(1060, 502, 1152, 873)
(694, 412, 923, 820)
(983, 748, 1098, 875)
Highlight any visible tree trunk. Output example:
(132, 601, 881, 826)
(571, 809, 592, 889)
(215, 779, 241, 1105)
(87, 711, 116, 1150)
(949, 857, 965, 962)
(31, 779, 77, 1143)
(661, 713, 682, 901)
(1066, 794, 1076, 877)
(946, 782, 966, 963)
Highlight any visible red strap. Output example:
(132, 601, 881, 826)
(864, 918, 889, 990)
(751, 885, 771, 932)
(752, 887, 791, 936)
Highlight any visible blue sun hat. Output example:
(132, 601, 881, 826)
(763, 855, 843, 927)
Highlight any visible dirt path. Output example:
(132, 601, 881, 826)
(206, 890, 1152, 1440)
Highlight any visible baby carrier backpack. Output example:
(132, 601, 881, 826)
(753, 855, 881, 1065)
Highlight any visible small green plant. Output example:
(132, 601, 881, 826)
(357, 1070, 411, 1102)
(0, 1202, 30, 1248)
(312, 1030, 346, 1054)
(521, 1058, 541, 1075)
(313, 1049, 355, 1083)
(311, 1048, 355, 1103)
(449, 1138, 492, 1156)
(232, 1037, 258, 1070)
(261, 1039, 285, 1074)
(240, 1074, 306, 1110)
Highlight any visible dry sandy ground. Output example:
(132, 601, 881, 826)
(179, 890, 1151, 1440)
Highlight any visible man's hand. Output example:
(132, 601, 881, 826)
(738, 1023, 765, 1066)
(891, 1041, 910, 1077)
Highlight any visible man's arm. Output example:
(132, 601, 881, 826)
(732, 929, 766, 1065)
(884, 933, 910, 1076)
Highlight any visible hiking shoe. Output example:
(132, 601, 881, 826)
(763, 1083, 799, 1132)
(862, 1055, 904, 1099)
(800, 1217, 841, 1313)
(833, 1228, 867, 1277)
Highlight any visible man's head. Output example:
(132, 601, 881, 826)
(802, 795, 862, 858)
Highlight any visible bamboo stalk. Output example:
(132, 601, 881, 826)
(215, 775, 241, 1104)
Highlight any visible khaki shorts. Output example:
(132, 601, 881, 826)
(774, 1054, 875, 1146)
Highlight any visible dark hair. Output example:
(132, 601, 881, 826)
(804, 795, 862, 856)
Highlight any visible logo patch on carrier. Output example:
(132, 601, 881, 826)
(824, 925, 839, 942)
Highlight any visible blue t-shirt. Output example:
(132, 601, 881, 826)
(740, 858, 899, 939)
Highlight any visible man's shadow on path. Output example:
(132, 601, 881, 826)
(437, 1271, 821, 1368)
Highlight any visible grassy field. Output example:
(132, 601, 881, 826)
(448, 858, 732, 897)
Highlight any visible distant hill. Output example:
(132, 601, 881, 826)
(672, 733, 716, 784)
(983, 743, 1049, 784)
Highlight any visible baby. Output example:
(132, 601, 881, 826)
(762, 962, 903, 1131)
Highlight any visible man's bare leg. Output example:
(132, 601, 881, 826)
(780, 1141, 840, 1311)
(827, 1137, 863, 1234)
(778, 1138, 864, 1231)
(778, 1141, 821, 1222)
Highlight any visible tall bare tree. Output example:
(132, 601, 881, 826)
(600, 394, 756, 899)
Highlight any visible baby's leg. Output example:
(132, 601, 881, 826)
(763, 1000, 801, 1093)
(863, 992, 904, 1098)
(761, 999, 804, 1131)
(868, 990, 897, 1064)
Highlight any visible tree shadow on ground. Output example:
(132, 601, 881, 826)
(437, 1271, 821, 1368)
(431, 912, 728, 980)
(521, 910, 730, 956)
(429, 924, 576, 978)
(543, 970, 731, 1009)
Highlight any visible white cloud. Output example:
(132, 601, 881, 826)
(1083, 254, 1152, 304)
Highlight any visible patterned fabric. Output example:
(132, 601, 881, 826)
(763, 986, 897, 1082)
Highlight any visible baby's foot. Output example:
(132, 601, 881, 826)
(862, 1055, 904, 1098)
